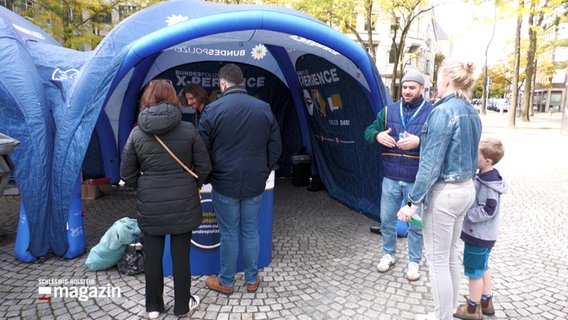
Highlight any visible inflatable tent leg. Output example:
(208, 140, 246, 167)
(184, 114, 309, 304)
(14, 202, 37, 263)
(63, 175, 85, 259)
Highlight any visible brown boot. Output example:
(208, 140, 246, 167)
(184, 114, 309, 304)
(481, 295, 495, 315)
(453, 302, 483, 320)
(246, 276, 261, 293)
(205, 276, 233, 295)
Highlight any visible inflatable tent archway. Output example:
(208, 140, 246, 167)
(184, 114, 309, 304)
(4, 0, 390, 261)
(0, 8, 55, 260)
(0, 6, 92, 260)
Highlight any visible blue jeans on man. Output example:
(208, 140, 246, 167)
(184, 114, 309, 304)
(380, 177, 423, 263)
(212, 190, 262, 287)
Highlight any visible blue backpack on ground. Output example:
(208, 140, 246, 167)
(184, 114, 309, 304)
(85, 217, 141, 271)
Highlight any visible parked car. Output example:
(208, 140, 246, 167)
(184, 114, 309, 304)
(494, 101, 510, 112)
(471, 99, 481, 113)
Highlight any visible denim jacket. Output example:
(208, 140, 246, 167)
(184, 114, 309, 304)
(408, 93, 482, 204)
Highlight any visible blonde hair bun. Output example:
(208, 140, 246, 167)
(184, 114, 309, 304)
(464, 62, 475, 75)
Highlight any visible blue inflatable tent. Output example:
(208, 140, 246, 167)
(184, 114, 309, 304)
(0, 6, 91, 261)
(1, 0, 390, 262)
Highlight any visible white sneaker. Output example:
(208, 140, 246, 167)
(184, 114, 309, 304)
(147, 311, 159, 319)
(406, 261, 421, 281)
(189, 294, 200, 312)
(376, 254, 396, 272)
(413, 312, 435, 320)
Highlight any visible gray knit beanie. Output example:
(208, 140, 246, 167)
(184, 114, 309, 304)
(401, 70, 425, 85)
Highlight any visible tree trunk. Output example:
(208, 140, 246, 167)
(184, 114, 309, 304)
(5, 0, 16, 10)
(390, 28, 401, 99)
(344, 23, 369, 52)
(521, 0, 549, 121)
(481, 7, 497, 116)
(391, 25, 410, 100)
(521, 10, 537, 122)
(508, 0, 523, 128)
(387, 2, 434, 100)
(481, 66, 488, 115)
(365, 0, 376, 62)
(530, 58, 537, 115)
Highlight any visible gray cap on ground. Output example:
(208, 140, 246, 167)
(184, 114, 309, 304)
(401, 70, 425, 85)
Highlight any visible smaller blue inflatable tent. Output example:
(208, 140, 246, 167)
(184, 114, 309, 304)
(0, 6, 91, 260)
(2, 0, 390, 262)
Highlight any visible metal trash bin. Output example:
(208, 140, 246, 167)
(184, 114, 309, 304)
(0, 133, 19, 196)
(290, 154, 311, 187)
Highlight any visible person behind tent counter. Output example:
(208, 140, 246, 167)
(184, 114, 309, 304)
(198, 63, 282, 295)
(364, 69, 434, 282)
(179, 83, 209, 127)
(397, 60, 482, 320)
(120, 79, 212, 319)
(453, 138, 508, 320)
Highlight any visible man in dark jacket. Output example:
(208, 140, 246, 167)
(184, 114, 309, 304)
(364, 70, 433, 281)
(198, 64, 282, 295)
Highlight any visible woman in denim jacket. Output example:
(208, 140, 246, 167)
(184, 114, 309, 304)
(397, 60, 482, 320)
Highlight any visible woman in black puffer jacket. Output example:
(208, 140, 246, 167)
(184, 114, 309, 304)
(120, 79, 211, 319)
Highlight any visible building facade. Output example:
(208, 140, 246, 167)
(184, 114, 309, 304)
(0, 0, 142, 50)
(533, 22, 568, 114)
(345, 5, 440, 101)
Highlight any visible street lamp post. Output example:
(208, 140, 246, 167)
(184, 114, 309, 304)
(561, 79, 568, 136)
(397, 54, 415, 100)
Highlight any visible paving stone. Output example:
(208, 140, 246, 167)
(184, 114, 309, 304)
(0, 113, 567, 319)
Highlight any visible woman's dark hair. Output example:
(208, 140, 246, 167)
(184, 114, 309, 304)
(180, 83, 208, 106)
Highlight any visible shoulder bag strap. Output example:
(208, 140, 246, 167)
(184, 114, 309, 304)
(153, 135, 198, 179)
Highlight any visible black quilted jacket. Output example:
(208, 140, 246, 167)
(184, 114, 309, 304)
(120, 102, 212, 235)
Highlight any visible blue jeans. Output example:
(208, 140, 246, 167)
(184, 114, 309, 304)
(212, 190, 262, 287)
(380, 177, 423, 263)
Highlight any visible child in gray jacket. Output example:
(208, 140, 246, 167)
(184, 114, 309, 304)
(454, 138, 508, 320)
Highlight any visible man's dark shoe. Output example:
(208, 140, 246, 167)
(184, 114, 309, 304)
(370, 225, 381, 235)
(246, 276, 261, 293)
(206, 276, 233, 295)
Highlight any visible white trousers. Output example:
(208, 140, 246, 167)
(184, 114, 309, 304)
(423, 180, 475, 320)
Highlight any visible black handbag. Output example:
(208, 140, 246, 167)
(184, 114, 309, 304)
(117, 240, 144, 275)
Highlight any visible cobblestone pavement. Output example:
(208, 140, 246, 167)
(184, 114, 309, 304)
(0, 112, 567, 319)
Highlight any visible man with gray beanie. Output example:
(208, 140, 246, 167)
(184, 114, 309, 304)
(364, 69, 433, 281)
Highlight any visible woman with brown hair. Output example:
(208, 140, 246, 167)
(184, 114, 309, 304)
(120, 79, 211, 319)
(180, 83, 209, 126)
